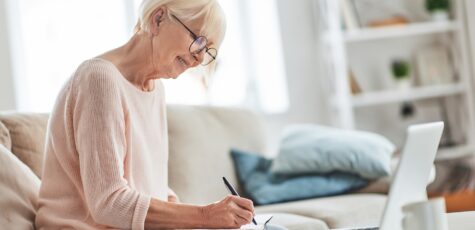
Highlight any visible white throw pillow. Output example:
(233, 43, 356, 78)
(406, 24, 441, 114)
(0, 144, 40, 229)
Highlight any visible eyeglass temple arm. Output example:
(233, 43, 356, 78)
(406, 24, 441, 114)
(205, 48, 216, 60)
(171, 14, 198, 39)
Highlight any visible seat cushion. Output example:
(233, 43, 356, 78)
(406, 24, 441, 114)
(231, 149, 367, 205)
(0, 121, 11, 150)
(0, 113, 49, 178)
(0, 144, 40, 229)
(255, 194, 387, 229)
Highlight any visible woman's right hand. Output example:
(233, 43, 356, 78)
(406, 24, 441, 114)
(202, 195, 255, 229)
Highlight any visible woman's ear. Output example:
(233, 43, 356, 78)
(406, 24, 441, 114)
(150, 7, 167, 35)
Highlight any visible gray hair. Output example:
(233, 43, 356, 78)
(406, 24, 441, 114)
(135, 0, 227, 50)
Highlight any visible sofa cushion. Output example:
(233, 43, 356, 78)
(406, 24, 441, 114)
(231, 149, 368, 205)
(0, 144, 40, 229)
(271, 124, 395, 180)
(166, 105, 267, 205)
(0, 113, 49, 178)
(255, 194, 386, 229)
(0, 121, 11, 150)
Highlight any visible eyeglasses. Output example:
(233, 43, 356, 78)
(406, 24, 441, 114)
(171, 14, 217, 66)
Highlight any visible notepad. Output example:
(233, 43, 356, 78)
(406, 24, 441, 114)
(239, 215, 288, 230)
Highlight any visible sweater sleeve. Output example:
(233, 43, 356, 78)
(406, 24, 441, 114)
(72, 67, 151, 229)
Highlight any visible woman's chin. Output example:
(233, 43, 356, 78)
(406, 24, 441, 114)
(162, 70, 182, 79)
(165, 74, 180, 79)
(170, 69, 187, 79)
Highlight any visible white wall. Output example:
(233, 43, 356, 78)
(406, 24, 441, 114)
(0, 0, 17, 110)
(262, 0, 332, 155)
(0, 0, 330, 154)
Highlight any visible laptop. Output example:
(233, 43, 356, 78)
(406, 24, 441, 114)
(338, 121, 444, 230)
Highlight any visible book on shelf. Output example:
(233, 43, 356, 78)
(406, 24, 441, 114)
(415, 45, 455, 86)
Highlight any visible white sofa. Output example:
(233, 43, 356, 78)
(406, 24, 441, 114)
(0, 105, 388, 229)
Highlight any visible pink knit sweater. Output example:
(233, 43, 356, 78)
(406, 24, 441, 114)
(36, 58, 169, 229)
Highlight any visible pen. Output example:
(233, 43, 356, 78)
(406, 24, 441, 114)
(222, 177, 258, 225)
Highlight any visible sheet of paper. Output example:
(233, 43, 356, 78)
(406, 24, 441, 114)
(240, 214, 274, 230)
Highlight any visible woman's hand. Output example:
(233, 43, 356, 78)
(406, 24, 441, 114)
(202, 195, 255, 229)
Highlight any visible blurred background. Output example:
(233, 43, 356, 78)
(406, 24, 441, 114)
(2, 0, 475, 211)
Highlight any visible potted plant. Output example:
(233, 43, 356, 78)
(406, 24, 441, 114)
(392, 59, 411, 90)
(426, 0, 450, 21)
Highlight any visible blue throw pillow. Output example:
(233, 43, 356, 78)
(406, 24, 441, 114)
(270, 125, 395, 179)
(230, 149, 368, 205)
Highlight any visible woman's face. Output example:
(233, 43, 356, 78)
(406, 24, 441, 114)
(151, 9, 212, 79)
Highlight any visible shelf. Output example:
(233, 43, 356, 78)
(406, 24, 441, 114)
(352, 83, 466, 107)
(344, 21, 460, 43)
(436, 144, 475, 161)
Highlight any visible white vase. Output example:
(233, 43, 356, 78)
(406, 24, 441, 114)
(395, 78, 411, 90)
(431, 10, 449, 22)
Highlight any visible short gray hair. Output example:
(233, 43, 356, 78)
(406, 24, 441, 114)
(135, 0, 227, 50)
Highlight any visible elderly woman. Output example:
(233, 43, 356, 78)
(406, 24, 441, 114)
(35, 0, 255, 229)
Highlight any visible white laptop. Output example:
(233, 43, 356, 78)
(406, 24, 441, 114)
(339, 121, 444, 230)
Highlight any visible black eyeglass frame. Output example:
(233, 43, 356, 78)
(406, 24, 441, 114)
(171, 14, 217, 66)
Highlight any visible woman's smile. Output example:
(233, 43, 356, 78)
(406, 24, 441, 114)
(176, 55, 189, 69)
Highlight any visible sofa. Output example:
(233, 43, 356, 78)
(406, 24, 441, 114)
(0, 105, 389, 230)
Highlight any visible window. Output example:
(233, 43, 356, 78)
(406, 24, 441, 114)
(159, 0, 290, 114)
(12, 0, 130, 112)
(9, 0, 288, 114)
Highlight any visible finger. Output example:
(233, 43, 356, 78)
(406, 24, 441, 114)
(235, 213, 251, 226)
(224, 194, 236, 203)
(232, 219, 242, 229)
(231, 202, 253, 223)
(231, 196, 254, 212)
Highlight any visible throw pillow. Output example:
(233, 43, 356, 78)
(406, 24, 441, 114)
(230, 149, 367, 205)
(0, 121, 11, 150)
(0, 144, 40, 229)
(0, 113, 49, 178)
(271, 124, 395, 179)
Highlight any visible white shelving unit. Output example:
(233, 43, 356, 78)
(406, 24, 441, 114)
(344, 21, 460, 43)
(315, 0, 475, 160)
(436, 144, 475, 161)
(351, 83, 467, 107)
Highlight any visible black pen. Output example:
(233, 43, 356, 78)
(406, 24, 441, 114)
(222, 177, 258, 225)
